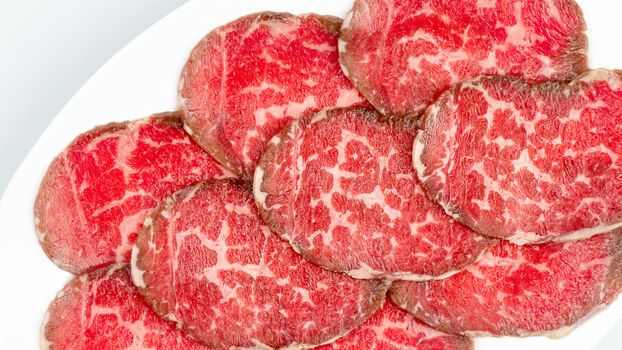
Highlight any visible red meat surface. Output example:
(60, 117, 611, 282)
(254, 107, 495, 280)
(131, 179, 388, 349)
(317, 300, 473, 350)
(390, 232, 622, 337)
(180, 12, 368, 179)
(34, 112, 233, 274)
(41, 264, 209, 350)
(415, 70, 622, 244)
(339, 0, 587, 117)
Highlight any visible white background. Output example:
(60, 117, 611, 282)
(0, 0, 186, 196)
(0, 1, 620, 349)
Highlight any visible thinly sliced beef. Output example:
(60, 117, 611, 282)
(131, 179, 388, 349)
(180, 12, 368, 179)
(415, 70, 622, 244)
(34, 112, 233, 274)
(339, 0, 587, 117)
(254, 107, 495, 280)
(317, 300, 473, 350)
(41, 264, 209, 350)
(390, 232, 622, 337)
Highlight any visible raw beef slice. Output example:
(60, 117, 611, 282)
(34, 112, 233, 274)
(415, 69, 622, 244)
(339, 0, 587, 117)
(131, 179, 388, 349)
(180, 12, 368, 179)
(41, 264, 209, 350)
(254, 107, 495, 280)
(316, 300, 473, 350)
(390, 232, 622, 337)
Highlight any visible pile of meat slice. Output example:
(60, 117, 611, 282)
(35, 0, 622, 349)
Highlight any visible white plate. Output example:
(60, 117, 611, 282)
(0, 1, 621, 349)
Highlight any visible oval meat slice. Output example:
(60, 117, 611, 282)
(41, 264, 209, 350)
(390, 232, 622, 337)
(180, 12, 368, 179)
(254, 107, 495, 280)
(339, 0, 587, 118)
(415, 70, 622, 244)
(34, 112, 233, 274)
(316, 300, 473, 350)
(131, 179, 388, 349)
